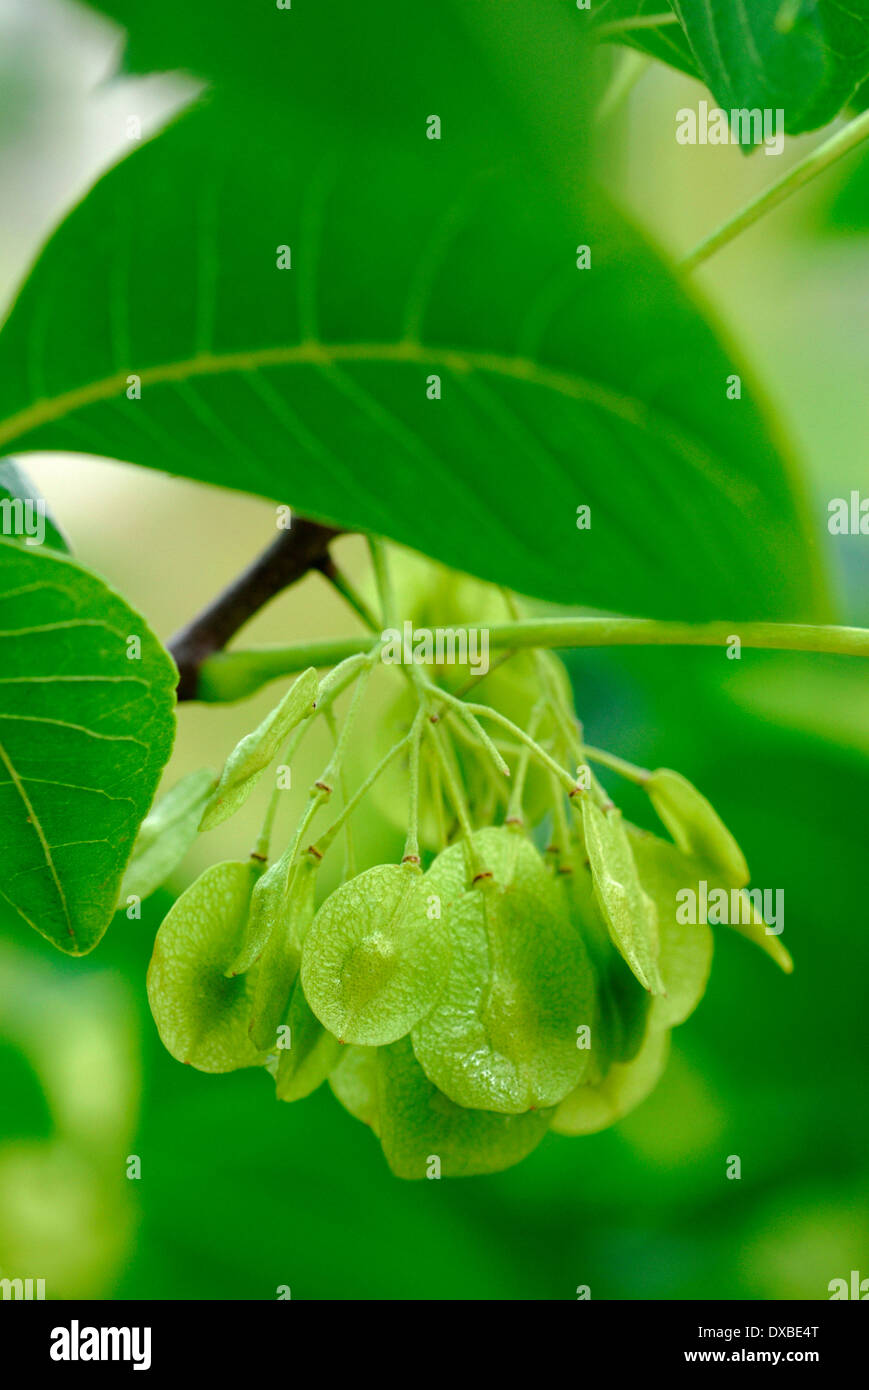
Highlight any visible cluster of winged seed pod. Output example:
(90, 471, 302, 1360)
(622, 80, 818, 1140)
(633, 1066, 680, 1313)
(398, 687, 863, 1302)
(141, 600, 792, 1178)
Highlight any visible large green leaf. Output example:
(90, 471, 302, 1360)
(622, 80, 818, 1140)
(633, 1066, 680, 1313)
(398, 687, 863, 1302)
(0, 539, 176, 953)
(671, 1, 869, 136)
(0, 0, 826, 621)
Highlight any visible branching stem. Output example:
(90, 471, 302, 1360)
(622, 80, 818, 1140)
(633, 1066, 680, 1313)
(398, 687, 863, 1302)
(196, 617, 869, 702)
(681, 107, 869, 272)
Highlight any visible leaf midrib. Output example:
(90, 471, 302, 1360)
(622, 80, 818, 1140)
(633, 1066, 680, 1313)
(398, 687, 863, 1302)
(0, 734, 76, 947)
(0, 338, 755, 509)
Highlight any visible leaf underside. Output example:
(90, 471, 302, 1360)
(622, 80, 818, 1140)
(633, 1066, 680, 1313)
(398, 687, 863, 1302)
(672, 0, 869, 137)
(0, 0, 827, 622)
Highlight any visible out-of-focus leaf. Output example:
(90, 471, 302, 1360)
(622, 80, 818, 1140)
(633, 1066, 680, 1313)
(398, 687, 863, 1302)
(672, 1, 869, 137)
(825, 144, 869, 230)
(0, 458, 70, 552)
(590, 0, 697, 78)
(120, 768, 216, 904)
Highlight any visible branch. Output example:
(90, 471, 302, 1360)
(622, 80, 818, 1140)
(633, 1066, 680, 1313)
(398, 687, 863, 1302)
(194, 616, 869, 703)
(169, 518, 341, 699)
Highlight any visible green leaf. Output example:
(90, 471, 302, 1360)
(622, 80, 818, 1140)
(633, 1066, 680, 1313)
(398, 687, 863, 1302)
(590, 0, 697, 78)
(644, 767, 749, 888)
(552, 1023, 671, 1137)
(0, 2, 827, 621)
(247, 860, 316, 1053)
(377, 1036, 553, 1180)
(412, 833, 595, 1113)
(825, 140, 869, 231)
(199, 667, 317, 831)
(300, 863, 451, 1046)
(672, 1, 869, 137)
(329, 1045, 381, 1134)
(0, 538, 176, 954)
(119, 767, 216, 904)
(147, 860, 267, 1072)
(579, 797, 665, 994)
(274, 980, 343, 1104)
(627, 828, 714, 1029)
(0, 458, 70, 552)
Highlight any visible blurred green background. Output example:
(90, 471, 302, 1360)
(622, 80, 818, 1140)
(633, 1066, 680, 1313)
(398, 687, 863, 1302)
(0, 0, 866, 1299)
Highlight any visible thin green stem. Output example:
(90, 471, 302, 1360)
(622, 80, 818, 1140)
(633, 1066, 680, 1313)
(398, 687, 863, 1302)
(320, 562, 381, 633)
(442, 696, 511, 779)
(506, 700, 545, 825)
(499, 587, 522, 623)
(547, 771, 573, 871)
(481, 617, 869, 658)
(426, 740, 449, 851)
(595, 50, 653, 124)
(316, 647, 377, 709)
(402, 710, 425, 865)
(447, 716, 533, 764)
(197, 637, 372, 700)
(450, 649, 516, 698)
(595, 13, 680, 39)
(286, 794, 325, 870)
(367, 535, 397, 629)
(456, 698, 578, 794)
(248, 654, 373, 861)
(251, 722, 308, 861)
(312, 728, 413, 860)
(681, 107, 869, 273)
(196, 617, 869, 702)
(583, 744, 651, 785)
(537, 647, 583, 760)
(319, 663, 372, 788)
(324, 707, 356, 880)
(280, 658, 374, 872)
(502, 586, 582, 761)
(426, 720, 481, 876)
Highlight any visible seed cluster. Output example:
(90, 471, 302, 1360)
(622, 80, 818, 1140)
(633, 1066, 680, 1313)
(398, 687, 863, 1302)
(142, 604, 791, 1180)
